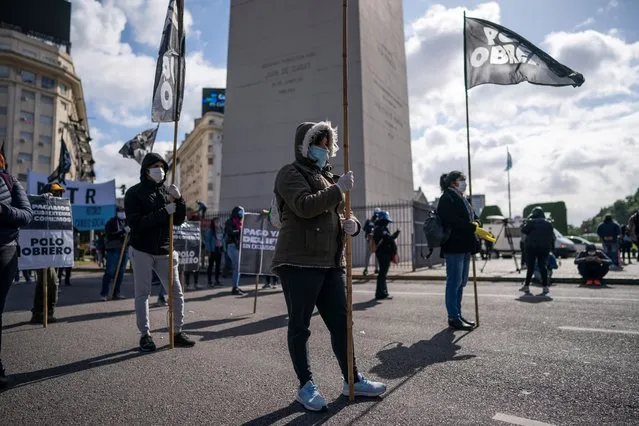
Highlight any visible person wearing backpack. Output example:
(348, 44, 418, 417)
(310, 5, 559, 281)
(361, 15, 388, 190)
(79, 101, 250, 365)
(362, 208, 381, 276)
(272, 120, 386, 411)
(373, 211, 399, 300)
(0, 151, 34, 389)
(436, 171, 480, 331)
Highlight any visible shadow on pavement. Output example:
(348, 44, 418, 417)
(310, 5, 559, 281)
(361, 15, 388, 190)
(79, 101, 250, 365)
(241, 396, 374, 426)
(5, 349, 144, 389)
(352, 299, 381, 312)
(369, 328, 476, 380)
(2, 309, 136, 331)
(516, 295, 553, 303)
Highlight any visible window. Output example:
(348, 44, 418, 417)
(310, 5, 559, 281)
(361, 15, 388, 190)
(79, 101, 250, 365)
(19, 111, 34, 123)
(44, 57, 57, 65)
(0, 107, 6, 116)
(61, 102, 67, 111)
(0, 128, 5, 137)
(0, 65, 8, 78)
(17, 153, 32, 163)
(59, 84, 68, 95)
(41, 76, 56, 89)
(22, 49, 37, 58)
(20, 70, 36, 84)
(39, 135, 52, 145)
(38, 155, 51, 165)
(208, 145, 212, 153)
(41, 95, 54, 105)
(0, 85, 7, 94)
(208, 157, 213, 165)
(208, 183, 213, 190)
(19, 131, 33, 142)
(40, 115, 53, 125)
(21, 90, 35, 102)
(0, 42, 10, 50)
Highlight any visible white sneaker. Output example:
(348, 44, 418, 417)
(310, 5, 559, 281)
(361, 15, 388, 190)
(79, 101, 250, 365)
(342, 374, 387, 397)
(296, 381, 328, 411)
(100, 296, 108, 301)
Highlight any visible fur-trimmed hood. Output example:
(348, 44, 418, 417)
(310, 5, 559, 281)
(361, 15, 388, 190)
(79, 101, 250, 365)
(294, 121, 339, 164)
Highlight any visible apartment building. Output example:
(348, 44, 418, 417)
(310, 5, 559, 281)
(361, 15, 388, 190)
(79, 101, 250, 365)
(0, 28, 94, 184)
(168, 112, 224, 213)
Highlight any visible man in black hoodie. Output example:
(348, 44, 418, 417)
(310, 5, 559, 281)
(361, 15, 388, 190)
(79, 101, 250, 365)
(124, 153, 195, 352)
(520, 206, 555, 296)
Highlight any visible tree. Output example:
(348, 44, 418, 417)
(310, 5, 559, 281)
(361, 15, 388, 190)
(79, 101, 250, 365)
(479, 205, 504, 223)
(579, 187, 639, 233)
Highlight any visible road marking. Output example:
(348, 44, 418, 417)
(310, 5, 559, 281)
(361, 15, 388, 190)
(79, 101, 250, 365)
(493, 412, 556, 426)
(352, 289, 639, 302)
(558, 326, 639, 335)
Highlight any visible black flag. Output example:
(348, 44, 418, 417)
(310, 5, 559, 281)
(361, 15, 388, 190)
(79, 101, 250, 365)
(48, 138, 72, 184)
(119, 125, 159, 165)
(151, 0, 185, 123)
(465, 17, 585, 89)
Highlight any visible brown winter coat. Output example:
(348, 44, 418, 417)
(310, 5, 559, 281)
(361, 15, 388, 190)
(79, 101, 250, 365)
(271, 121, 360, 270)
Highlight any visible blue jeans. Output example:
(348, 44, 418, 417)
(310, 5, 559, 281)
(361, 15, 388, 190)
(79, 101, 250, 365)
(101, 249, 128, 297)
(444, 253, 471, 320)
(603, 242, 619, 266)
(226, 243, 240, 288)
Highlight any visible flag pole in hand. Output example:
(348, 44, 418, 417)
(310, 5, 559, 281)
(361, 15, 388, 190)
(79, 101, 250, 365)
(342, 0, 355, 402)
(151, 0, 186, 349)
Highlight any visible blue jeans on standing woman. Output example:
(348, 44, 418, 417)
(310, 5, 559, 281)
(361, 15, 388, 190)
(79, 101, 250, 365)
(226, 243, 240, 289)
(100, 248, 128, 297)
(444, 253, 470, 320)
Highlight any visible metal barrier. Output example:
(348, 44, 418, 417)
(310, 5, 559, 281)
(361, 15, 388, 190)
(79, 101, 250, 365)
(196, 200, 441, 272)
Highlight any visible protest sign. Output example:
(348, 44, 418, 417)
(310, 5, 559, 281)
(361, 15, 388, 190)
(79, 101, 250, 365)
(239, 213, 279, 275)
(174, 221, 201, 272)
(18, 195, 74, 270)
(27, 170, 116, 231)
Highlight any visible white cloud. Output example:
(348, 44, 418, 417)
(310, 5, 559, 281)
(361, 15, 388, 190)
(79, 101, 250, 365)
(70, 0, 225, 130)
(406, 2, 639, 224)
(574, 17, 595, 30)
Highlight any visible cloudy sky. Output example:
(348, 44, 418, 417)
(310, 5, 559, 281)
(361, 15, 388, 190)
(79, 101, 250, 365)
(69, 0, 639, 225)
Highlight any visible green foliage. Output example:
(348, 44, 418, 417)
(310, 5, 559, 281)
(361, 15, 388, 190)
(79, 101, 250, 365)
(579, 187, 639, 233)
(523, 201, 568, 234)
(479, 205, 504, 223)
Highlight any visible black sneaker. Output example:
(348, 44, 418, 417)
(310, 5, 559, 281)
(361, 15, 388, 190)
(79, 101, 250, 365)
(214, 281, 223, 287)
(139, 335, 157, 352)
(232, 288, 247, 296)
(29, 315, 42, 324)
(157, 297, 168, 306)
(174, 332, 196, 347)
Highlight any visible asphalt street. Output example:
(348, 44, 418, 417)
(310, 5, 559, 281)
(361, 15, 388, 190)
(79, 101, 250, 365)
(1, 273, 638, 425)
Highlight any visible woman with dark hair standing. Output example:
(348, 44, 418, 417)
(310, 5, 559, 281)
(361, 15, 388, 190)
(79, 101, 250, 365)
(436, 171, 479, 331)
(204, 217, 224, 286)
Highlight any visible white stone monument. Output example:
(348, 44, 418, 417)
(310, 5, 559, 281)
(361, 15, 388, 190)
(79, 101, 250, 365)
(220, 0, 414, 211)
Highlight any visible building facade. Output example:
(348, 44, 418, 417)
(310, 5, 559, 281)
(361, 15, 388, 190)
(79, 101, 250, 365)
(0, 28, 94, 185)
(168, 112, 224, 213)
(220, 0, 414, 211)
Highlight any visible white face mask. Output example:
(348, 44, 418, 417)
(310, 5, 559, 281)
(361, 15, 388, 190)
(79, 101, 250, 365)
(117, 212, 126, 220)
(148, 167, 165, 183)
(457, 180, 467, 193)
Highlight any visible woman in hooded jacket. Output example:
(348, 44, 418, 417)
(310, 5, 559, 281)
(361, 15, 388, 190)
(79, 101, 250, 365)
(271, 121, 387, 412)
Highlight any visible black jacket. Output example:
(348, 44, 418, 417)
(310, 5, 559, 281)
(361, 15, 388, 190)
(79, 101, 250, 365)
(124, 153, 186, 255)
(521, 217, 555, 252)
(224, 206, 243, 248)
(104, 217, 127, 251)
(0, 172, 33, 246)
(373, 223, 398, 257)
(436, 188, 478, 254)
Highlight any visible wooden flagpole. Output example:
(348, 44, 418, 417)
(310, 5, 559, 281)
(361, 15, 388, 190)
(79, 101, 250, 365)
(109, 233, 129, 300)
(342, 0, 355, 401)
(166, 0, 185, 349)
(463, 10, 480, 327)
(42, 270, 48, 328)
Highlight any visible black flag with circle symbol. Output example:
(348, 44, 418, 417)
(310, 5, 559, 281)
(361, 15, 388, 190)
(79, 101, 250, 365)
(151, 0, 185, 122)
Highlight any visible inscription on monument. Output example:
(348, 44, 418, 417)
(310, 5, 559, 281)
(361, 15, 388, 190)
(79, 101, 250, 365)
(262, 52, 316, 95)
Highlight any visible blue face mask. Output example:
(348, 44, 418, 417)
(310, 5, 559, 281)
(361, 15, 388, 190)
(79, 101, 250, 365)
(308, 146, 329, 169)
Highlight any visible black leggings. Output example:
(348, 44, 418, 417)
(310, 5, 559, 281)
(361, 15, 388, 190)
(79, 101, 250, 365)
(278, 266, 359, 388)
(0, 245, 18, 357)
(207, 251, 222, 283)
